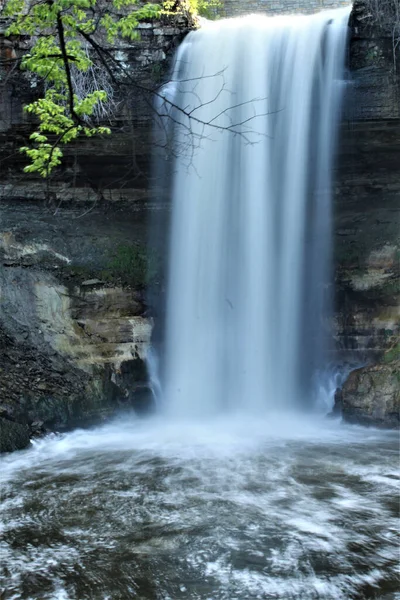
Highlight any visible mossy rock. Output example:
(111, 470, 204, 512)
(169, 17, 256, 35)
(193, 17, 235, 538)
(383, 343, 400, 364)
(62, 243, 161, 288)
(101, 243, 160, 288)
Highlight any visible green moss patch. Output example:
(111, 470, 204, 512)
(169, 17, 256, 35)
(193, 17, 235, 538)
(383, 343, 400, 364)
(101, 244, 160, 288)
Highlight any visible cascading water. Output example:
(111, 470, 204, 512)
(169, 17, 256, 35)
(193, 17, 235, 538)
(156, 8, 350, 417)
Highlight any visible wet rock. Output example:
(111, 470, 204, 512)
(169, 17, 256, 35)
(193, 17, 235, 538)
(31, 420, 45, 435)
(0, 417, 30, 453)
(330, 387, 343, 417)
(0, 323, 144, 448)
(341, 359, 400, 428)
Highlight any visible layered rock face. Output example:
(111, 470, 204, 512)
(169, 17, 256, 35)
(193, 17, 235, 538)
(333, 0, 400, 426)
(222, 0, 350, 18)
(0, 202, 156, 451)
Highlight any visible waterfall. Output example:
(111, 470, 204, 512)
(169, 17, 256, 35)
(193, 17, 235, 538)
(156, 8, 350, 417)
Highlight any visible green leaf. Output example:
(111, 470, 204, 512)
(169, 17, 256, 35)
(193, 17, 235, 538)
(3, 0, 176, 177)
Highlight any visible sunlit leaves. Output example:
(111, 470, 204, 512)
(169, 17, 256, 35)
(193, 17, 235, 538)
(20, 88, 110, 177)
(3, 0, 213, 177)
(4, 0, 158, 175)
(22, 37, 66, 85)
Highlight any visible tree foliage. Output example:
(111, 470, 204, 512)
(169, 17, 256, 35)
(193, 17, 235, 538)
(3, 0, 165, 176)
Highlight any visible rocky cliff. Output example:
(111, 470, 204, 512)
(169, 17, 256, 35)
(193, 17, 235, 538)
(0, 202, 157, 451)
(332, 0, 400, 426)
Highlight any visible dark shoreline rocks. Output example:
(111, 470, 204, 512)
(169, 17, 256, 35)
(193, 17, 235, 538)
(0, 417, 30, 453)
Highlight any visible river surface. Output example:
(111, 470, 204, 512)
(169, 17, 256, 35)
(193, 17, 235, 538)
(1, 415, 399, 600)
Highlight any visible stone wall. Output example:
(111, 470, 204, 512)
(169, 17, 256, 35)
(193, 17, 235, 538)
(222, 0, 350, 18)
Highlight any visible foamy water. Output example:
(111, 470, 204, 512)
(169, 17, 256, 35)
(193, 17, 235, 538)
(1, 415, 398, 599)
